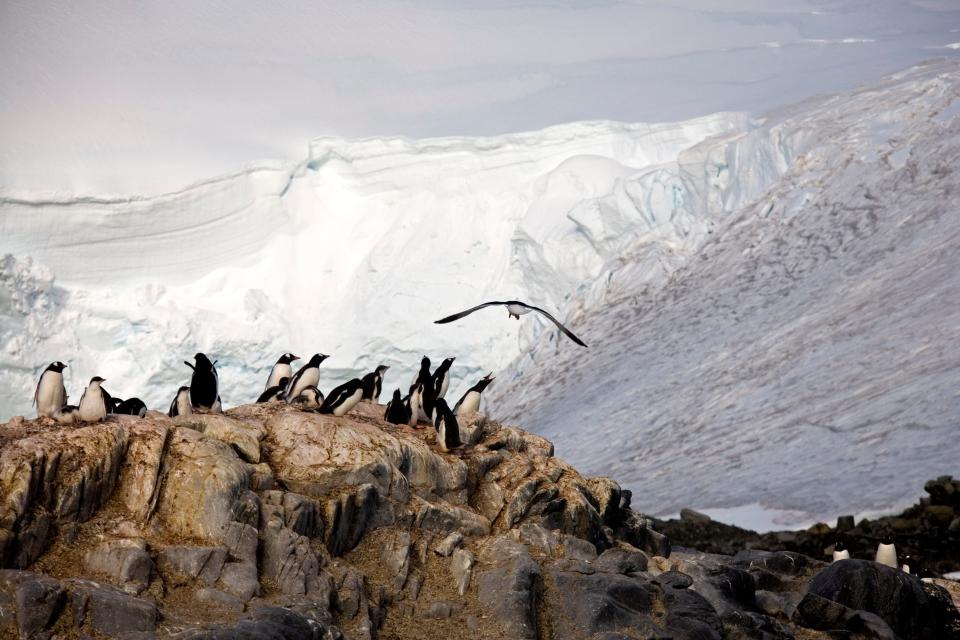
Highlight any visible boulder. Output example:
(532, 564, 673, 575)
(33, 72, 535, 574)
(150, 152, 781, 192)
(84, 538, 153, 594)
(177, 413, 265, 464)
(476, 538, 542, 640)
(116, 422, 169, 521)
(68, 579, 158, 637)
(450, 548, 474, 596)
(157, 545, 227, 586)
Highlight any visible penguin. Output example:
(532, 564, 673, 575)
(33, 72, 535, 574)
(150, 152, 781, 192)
(266, 353, 299, 390)
(34, 361, 68, 419)
(54, 405, 81, 425)
(185, 353, 219, 410)
(257, 377, 290, 403)
(78, 377, 110, 422)
(168, 386, 192, 418)
(361, 365, 390, 403)
(431, 357, 455, 400)
(406, 382, 423, 427)
(875, 534, 897, 568)
(284, 353, 329, 403)
(453, 373, 495, 416)
(384, 389, 411, 425)
(901, 555, 911, 574)
(414, 356, 436, 422)
(434, 398, 461, 452)
(319, 378, 364, 417)
(291, 386, 324, 410)
(832, 540, 850, 562)
(114, 397, 148, 417)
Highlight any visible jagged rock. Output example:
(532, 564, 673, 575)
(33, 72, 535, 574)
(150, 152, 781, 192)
(0, 570, 64, 638)
(196, 586, 245, 612)
(261, 516, 324, 596)
(84, 538, 153, 594)
(924, 475, 960, 508)
(414, 498, 491, 537)
(561, 534, 598, 562)
(450, 548, 474, 596)
(754, 589, 784, 617)
(154, 427, 251, 541)
(544, 569, 666, 638)
(325, 484, 378, 556)
(248, 462, 275, 491)
(516, 523, 560, 555)
(380, 532, 411, 591)
(672, 550, 757, 615)
(116, 422, 169, 521)
(476, 538, 542, 640)
(157, 545, 227, 586)
(0, 423, 127, 567)
(177, 413, 265, 463)
(801, 559, 944, 639)
(223, 521, 259, 563)
(188, 605, 331, 640)
(433, 531, 463, 557)
(218, 561, 261, 602)
(68, 579, 158, 637)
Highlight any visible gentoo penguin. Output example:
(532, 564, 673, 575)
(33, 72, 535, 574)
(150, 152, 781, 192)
(384, 389, 411, 425)
(453, 373, 495, 416)
(265, 353, 299, 390)
(114, 397, 148, 417)
(78, 377, 110, 422)
(284, 353, 329, 403)
(257, 377, 290, 403)
(54, 405, 81, 425)
(34, 361, 68, 419)
(361, 365, 390, 403)
(435, 300, 587, 347)
(185, 353, 219, 410)
(875, 534, 897, 568)
(414, 356, 436, 422)
(832, 540, 850, 562)
(434, 398, 461, 452)
(319, 378, 363, 416)
(405, 383, 422, 427)
(901, 555, 911, 574)
(168, 386, 192, 418)
(291, 386, 324, 410)
(431, 357, 455, 400)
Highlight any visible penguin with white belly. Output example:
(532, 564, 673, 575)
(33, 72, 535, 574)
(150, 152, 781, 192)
(168, 386, 192, 418)
(434, 398, 461, 452)
(319, 379, 363, 417)
(78, 377, 110, 423)
(34, 361, 68, 419)
(875, 534, 897, 568)
(832, 540, 850, 562)
(266, 353, 299, 390)
(431, 357, 455, 400)
(453, 373, 495, 416)
(284, 354, 329, 403)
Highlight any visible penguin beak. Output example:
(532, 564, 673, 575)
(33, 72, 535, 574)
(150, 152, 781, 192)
(293, 355, 300, 361)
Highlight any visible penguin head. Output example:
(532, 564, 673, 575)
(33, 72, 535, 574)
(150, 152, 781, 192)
(438, 357, 455, 371)
(49, 361, 68, 372)
(436, 398, 451, 415)
(834, 540, 846, 552)
(90, 376, 106, 384)
(376, 365, 390, 374)
(177, 385, 191, 396)
(392, 388, 402, 402)
(474, 374, 496, 392)
(194, 353, 213, 368)
(880, 534, 894, 545)
(279, 353, 299, 364)
(420, 356, 431, 371)
(307, 353, 328, 366)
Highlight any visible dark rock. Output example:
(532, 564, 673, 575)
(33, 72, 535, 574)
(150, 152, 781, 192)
(656, 571, 693, 589)
(924, 476, 959, 508)
(192, 605, 329, 639)
(836, 514, 855, 532)
(325, 484, 378, 556)
(476, 538, 542, 640)
(84, 539, 153, 594)
(721, 609, 794, 640)
(232, 490, 261, 529)
(222, 521, 259, 563)
(69, 580, 158, 637)
(414, 499, 490, 537)
(260, 505, 324, 597)
(196, 587, 245, 612)
(433, 531, 463, 557)
(544, 570, 666, 638)
(619, 511, 672, 558)
(561, 534, 598, 562)
(218, 561, 261, 602)
(661, 580, 723, 640)
(595, 546, 649, 575)
(680, 509, 712, 525)
(420, 601, 461, 619)
(157, 545, 227, 586)
(13, 574, 64, 637)
(804, 559, 946, 639)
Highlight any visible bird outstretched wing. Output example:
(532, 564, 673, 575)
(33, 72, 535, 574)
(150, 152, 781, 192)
(524, 304, 588, 347)
(434, 301, 509, 324)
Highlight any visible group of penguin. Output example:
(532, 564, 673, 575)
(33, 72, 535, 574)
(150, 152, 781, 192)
(32, 351, 496, 454)
(832, 535, 912, 574)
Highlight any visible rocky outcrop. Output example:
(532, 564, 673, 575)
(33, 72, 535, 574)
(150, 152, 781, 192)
(0, 401, 957, 639)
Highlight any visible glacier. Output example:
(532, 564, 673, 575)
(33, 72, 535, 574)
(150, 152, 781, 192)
(2, 60, 959, 529)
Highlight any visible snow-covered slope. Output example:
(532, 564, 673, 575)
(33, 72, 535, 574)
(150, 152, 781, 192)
(0, 113, 748, 418)
(1, 61, 958, 529)
(490, 60, 960, 527)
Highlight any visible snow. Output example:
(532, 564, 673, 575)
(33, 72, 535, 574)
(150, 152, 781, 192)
(489, 60, 960, 528)
(2, 61, 959, 530)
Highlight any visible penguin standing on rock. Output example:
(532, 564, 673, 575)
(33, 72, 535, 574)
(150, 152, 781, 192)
(414, 356, 436, 422)
(185, 353, 219, 411)
(257, 377, 290, 403)
(832, 540, 850, 562)
(115, 397, 148, 417)
(78, 377, 110, 422)
(875, 534, 897, 568)
(266, 353, 299, 390)
(384, 389, 411, 425)
(55, 405, 81, 424)
(431, 357, 455, 400)
(434, 398, 461, 452)
(405, 383, 422, 427)
(453, 373, 495, 416)
(291, 386, 324, 410)
(319, 379, 363, 416)
(34, 361, 68, 419)
(361, 365, 390, 403)
(284, 354, 329, 403)
(168, 386, 192, 418)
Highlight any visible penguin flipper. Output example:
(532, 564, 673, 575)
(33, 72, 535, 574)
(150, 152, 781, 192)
(184, 361, 195, 370)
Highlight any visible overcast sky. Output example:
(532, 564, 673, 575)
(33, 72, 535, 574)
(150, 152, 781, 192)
(1, 0, 959, 194)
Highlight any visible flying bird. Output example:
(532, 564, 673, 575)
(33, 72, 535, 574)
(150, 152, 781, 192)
(434, 300, 587, 347)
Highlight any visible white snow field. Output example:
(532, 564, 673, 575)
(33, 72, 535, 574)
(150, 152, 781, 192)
(2, 60, 959, 529)
(489, 60, 960, 528)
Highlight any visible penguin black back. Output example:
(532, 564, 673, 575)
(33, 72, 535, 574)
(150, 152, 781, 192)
(416, 356, 437, 419)
(384, 388, 410, 425)
(188, 352, 219, 409)
(434, 398, 461, 452)
(115, 397, 148, 417)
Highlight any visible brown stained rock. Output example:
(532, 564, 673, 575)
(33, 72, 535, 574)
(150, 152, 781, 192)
(116, 421, 169, 522)
(154, 426, 251, 541)
(176, 413, 265, 464)
(84, 538, 153, 594)
(0, 423, 127, 568)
